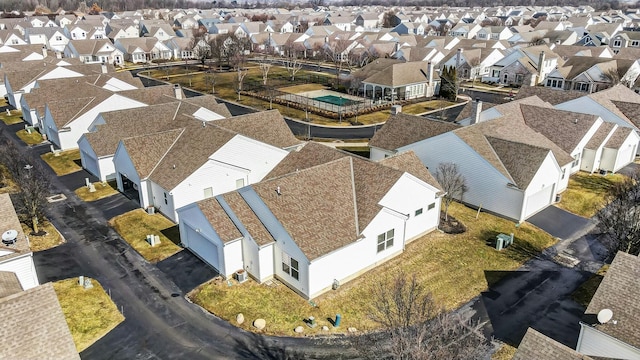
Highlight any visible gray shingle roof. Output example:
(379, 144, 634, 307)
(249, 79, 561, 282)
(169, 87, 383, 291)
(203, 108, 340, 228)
(0, 283, 80, 360)
(369, 113, 461, 151)
(379, 151, 443, 192)
(487, 136, 551, 189)
(265, 141, 348, 179)
(210, 110, 301, 149)
(0, 271, 22, 298)
(611, 100, 640, 129)
(514, 85, 585, 105)
(585, 122, 615, 150)
(221, 192, 274, 246)
(513, 328, 593, 360)
(604, 126, 633, 149)
(0, 193, 29, 255)
(585, 251, 640, 349)
(122, 128, 184, 180)
(197, 197, 242, 244)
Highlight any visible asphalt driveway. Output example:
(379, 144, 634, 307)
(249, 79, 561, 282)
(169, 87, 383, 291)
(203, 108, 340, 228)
(527, 205, 593, 240)
(156, 250, 219, 293)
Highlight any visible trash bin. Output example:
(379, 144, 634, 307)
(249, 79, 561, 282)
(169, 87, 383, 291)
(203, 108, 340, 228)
(334, 314, 341, 328)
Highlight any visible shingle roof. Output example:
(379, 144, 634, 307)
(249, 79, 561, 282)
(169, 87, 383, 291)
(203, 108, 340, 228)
(520, 104, 599, 154)
(0, 271, 22, 298)
(221, 192, 274, 246)
(487, 136, 551, 189)
(147, 124, 236, 190)
(585, 251, 640, 349)
(514, 85, 585, 105)
(369, 113, 461, 151)
(0, 193, 29, 255)
(122, 128, 184, 179)
(454, 100, 497, 122)
(587, 85, 640, 129)
(585, 122, 616, 150)
(604, 126, 633, 149)
(252, 157, 360, 260)
(197, 196, 242, 243)
(362, 61, 433, 87)
(265, 141, 348, 179)
(611, 100, 640, 129)
(513, 328, 593, 360)
(209, 110, 301, 149)
(0, 283, 80, 360)
(379, 151, 443, 192)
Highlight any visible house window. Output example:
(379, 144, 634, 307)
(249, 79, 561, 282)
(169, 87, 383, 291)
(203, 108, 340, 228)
(503, 73, 508, 83)
(377, 229, 395, 253)
(428, 203, 436, 210)
(55, 35, 62, 41)
(282, 252, 299, 280)
(164, 192, 168, 205)
(235, 178, 245, 189)
(612, 39, 622, 47)
(561, 168, 567, 180)
(515, 74, 523, 84)
(415, 208, 423, 216)
(572, 154, 580, 167)
(632, 41, 639, 47)
(11, 39, 18, 45)
(203, 187, 213, 198)
(576, 82, 590, 92)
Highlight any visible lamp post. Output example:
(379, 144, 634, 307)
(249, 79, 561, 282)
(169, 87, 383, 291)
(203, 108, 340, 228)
(339, 96, 343, 123)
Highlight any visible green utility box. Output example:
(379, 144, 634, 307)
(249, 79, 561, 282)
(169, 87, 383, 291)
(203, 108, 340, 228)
(495, 233, 514, 251)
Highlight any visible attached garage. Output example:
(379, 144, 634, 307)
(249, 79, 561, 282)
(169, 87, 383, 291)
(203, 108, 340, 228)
(81, 150, 100, 179)
(184, 225, 222, 272)
(524, 184, 555, 219)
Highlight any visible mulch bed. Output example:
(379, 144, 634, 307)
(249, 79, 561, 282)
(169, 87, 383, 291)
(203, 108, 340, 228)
(439, 212, 467, 234)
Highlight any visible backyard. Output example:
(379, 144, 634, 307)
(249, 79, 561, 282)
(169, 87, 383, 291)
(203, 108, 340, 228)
(557, 172, 626, 217)
(190, 202, 556, 336)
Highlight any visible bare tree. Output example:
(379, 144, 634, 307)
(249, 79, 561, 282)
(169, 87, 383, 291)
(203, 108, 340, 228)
(204, 72, 216, 94)
(596, 170, 640, 256)
(467, 56, 482, 85)
(325, 38, 352, 85)
(235, 67, 248, 101)
(189, 27, 210, 66)
(601, 67, 633, 88)
(435, 162, 467, 221)
(259, 60, 272, 85)
(352, 272, 490, 360)
(284, 57, 303, 81)
(0, 138, 50, 234)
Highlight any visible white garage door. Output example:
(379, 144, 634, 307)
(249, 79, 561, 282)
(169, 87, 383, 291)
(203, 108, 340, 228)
(185, 226, 221, 271)
(615, 146, 635, 172)
(82, 150, 100, 179)
(525, 184, 555, 218)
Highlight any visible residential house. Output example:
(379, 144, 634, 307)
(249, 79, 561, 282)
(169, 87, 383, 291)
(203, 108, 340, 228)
(370, 98, 578, 223)
(357, 59, 439, 101)
(41, 85, 181, 150)
(476, 26, 513, 40)
(164, 37, 197, 60)
(20, 72, 143, 128)
(114, 37, 172, 63)
(545, 57, 640, 93)
(440, 47, 504, 81)
(0, 194, 39, 292)
(392, 22, 426, 35)
(143, 24, 176, 41)
(63, 39, 125, 65)
(576, 251, 640, 359)
(484, 45, 559, 86)
(112, 110, 301, 222)
(78, 96, 231, 181)
(24, 27, 70, 52)
(176, 142, 443, 299)
(449, 23, 482, 39)
(0, 29, 28, 46)
(354, 13, 379, 30)
(610, 30, 640, 53)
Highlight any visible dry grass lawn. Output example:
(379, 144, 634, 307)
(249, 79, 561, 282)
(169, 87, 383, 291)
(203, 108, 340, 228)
(23, 220, 64, 251)
(41, 149, 82, 176)
(0, 165, 19, 194)
(75, 180, 118, 202)
(53, 278, 124, 352)
(190, 202, 556, 336)
(16, 128, 43, 145)
(0, 109, 23, 125)
(402, 100, 457, 115)
(557, 172, 626, 217)
(279, 83, 327, 93)
(571, 264, 609, 308)
(109, 209, 182, 263)
(492, 343, 517, 360)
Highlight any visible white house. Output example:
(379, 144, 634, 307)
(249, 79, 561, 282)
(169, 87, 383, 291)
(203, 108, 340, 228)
(177, 143, 443, 299)
(63, 39, 124, 65)
(0, 194, 39, 292)
(576, 251, 640, 360)
(78, 97, 232, 181)
(112, 110, 301, 222)
(41, 85, 180, 150)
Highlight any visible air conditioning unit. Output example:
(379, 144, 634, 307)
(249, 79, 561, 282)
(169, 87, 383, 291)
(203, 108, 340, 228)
(146, 206, 155, 215)
(235, 269, 247, 283)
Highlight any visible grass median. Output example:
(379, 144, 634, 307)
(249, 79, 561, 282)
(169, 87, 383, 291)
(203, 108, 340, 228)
(190, 202, 556, 336)
(109, 209, 182, 263)
(53, 278, 124, 352)
(75, 180, 118, 202)
(41, 149, 82, 176)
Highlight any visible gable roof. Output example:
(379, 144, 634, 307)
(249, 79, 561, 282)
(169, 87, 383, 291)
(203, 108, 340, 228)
(370, 113, 461, 151)
(220, 192, 274, 246)
(208, 110, 301, 149)
(196, 195, 243, 244)
(362, 61, 433, 87)
(585, 251, 640, 350)
(486, 136, 552, 189)
(121, 128, 184, 179)
(265, 141, 348, 179)
(379, 151, 443, 192)
(0, 283, 80, 360)
(514, 85, 585, 105)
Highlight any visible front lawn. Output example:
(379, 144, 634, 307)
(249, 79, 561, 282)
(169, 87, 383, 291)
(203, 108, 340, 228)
(23, 220, 63, 251)
(53, 278, 125, 352)
(75, 180, 118, 202)
(109, 209, 182, 263)
(41, 149, 82, 176)
(0, 109, 23, 125)
(557, 172, 626, 217)
(16, 128, 43, 145)
(190, 202, 556, 336)
(402, 100, 457, 115)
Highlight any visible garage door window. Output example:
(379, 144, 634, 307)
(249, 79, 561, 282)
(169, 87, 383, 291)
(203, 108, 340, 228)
(282, 252, 299, 280)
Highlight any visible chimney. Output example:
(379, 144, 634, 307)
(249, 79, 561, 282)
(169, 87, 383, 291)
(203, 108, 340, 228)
(537, 51, 546, 84)
(55, 51, 62, 59)
(394, 41, 400, 53)
(42, 46, 47, 58)
(470, 98, 482, 125)
(101, 62, 108, 74)
(174, 84, 183, 100)
(427, 61, 434, 83)
(455, 48, 463, 68)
